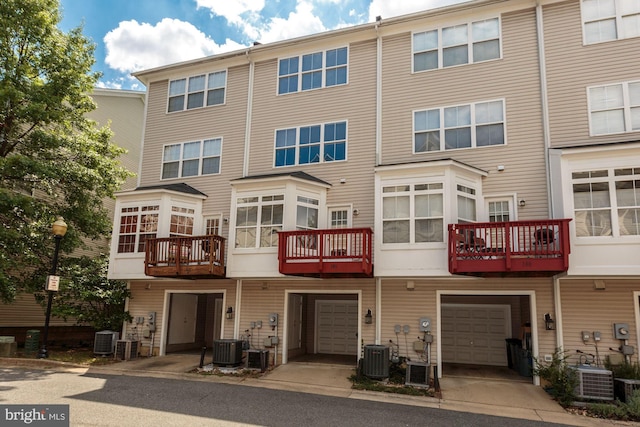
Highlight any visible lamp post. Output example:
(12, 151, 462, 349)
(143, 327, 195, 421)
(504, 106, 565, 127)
(37, 217, 68, 359)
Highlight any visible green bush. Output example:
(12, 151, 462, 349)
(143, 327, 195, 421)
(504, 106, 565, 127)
(605, 359, 640, 380)
(533, 348, 579, 407)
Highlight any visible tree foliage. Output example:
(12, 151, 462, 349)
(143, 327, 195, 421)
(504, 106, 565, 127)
(0, 0, 132, 302)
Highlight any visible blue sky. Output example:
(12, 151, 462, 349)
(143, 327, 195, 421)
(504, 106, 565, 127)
(58, 0, 464, 91)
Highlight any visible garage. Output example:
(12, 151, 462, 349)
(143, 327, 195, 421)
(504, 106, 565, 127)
(316, 300, 358, 355)
(441, 303, 511, 366)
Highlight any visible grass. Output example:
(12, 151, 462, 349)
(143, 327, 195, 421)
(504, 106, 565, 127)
(13, 346, 119, 366)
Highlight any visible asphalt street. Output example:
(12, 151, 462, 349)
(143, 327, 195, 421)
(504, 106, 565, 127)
(0, 367, 572, 427)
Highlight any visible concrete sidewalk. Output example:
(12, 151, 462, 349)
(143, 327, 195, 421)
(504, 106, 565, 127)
(0, 355, 633, 426)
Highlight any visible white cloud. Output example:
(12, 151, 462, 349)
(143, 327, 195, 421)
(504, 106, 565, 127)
(368, 0, 465, 22)
(258, 1, 327, 43)
(104, 18, 245, 73)
(195, 0, 265, 25)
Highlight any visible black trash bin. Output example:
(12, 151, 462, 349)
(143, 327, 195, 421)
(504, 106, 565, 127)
(505, 338, 522, 370)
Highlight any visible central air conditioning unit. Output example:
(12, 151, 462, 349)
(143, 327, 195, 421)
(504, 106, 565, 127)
(115, 340, 139, 361)
(212, 339, 243, 366)
(362, 345, 389, 379)
(93, 330, 119, 356)
(614, 378, 640, 403)
(246, 349, 269, 372)
(571, 366, 614, 401)
(405, 361, 430, 388)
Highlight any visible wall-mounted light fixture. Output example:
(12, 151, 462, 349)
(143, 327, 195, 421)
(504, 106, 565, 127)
(226, 306, 234, 320)
(223, 217, 229, 224)
(364, 309, 372, 324)
(544, 313, 555, 330)
(519, 199, 526, 207)
(353, 208, 360, 216)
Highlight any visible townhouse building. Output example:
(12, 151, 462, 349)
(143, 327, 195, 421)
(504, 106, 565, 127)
(108, 0, 640, 385)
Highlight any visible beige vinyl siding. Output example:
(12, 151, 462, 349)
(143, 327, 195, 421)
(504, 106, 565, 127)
(127, 280, 237, 355)
(543, 1, 640, 147)
(248, 40, 378, 228)
(559, 279, 638, 365)
(380, 9, 551, 219)
(380, 278, 557, 363)
(0, 293, 70, 327)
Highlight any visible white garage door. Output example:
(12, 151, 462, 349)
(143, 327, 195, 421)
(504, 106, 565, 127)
(316, 300, 358, 355)
(441, 304, 510, 366)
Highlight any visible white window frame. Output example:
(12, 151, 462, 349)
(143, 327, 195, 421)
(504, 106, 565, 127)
(485, 194, 517, 222)
(328, 206, 352, 229)
(581, 0, 640, 44)
(412, 17, 501, 73)
(274, 121, 347, 167)
(234, 194, 284, 249)
(116, 203, 160, 254)
(167, 70, 227, 112)
(587, 81, 640, 136)
(203, 214, 223, 236)
(413, 99, 506, 152)
(161, 138, 222, 179)
(277, 47, 348, 95)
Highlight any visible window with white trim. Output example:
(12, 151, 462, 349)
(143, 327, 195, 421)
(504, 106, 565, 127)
(275, 121, 346, 167)
(588, 81, 640, 135)
(235, 195, 284, 248)
(278, 47, 348, 94)
(488, 200, 511, 222)
(296, 196, 318, 230)
(382, 183, 444, 244)
(204, 216, 221, 236)
(414, 100, 505, 152)
(162, 138, 222, 179)
(117, 205, 159, 253)
(413, 18, 500, 72)
(582, 0, 640, 44)
(457, 185, 477, 223)
(168, 70, 226, 112)
(170, 206, 194, 236)
(572, 167, 640, 237)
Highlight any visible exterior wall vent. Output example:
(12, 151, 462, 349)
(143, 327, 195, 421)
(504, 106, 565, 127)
(93, 330, 119, 355)
(405, 361, 430, 388)
(571, 366, 614, 401)
(362, 345, 389, 379)
(212, 339, 243, 366)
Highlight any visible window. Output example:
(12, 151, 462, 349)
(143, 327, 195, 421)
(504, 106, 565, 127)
(170, 206, 194, 236)
(414, 100, 505, 152)
(162, 138, 222, 179)
(588, 81, 640, 135)
(296, 196, 318, 230)
(329, 208, 349, 229)
(382, 183, 444, 244)
(204, 216, 221, 236)
(235, 195, 284, 248)
(457, 185, 477, 223)
(572, 167, 640, 236)
(413, 18, 500, 72)
(278, 47, 347, 94)
(117, 205, 159, 253)
(275, 121, 347, 167)
(488, 200, 511, 222)
(168, 70, 226, 112)
(582, 0, 640, 44)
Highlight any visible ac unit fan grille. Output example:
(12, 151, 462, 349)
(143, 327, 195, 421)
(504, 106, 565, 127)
(362, 345, 389, 379)
(572, 367, 614, 401)
(212, 339, 243, 366)
(406, 362, 430, 388)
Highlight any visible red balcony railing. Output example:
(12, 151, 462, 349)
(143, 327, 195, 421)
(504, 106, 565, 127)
(448, 219, 571, 277)
(145, 235, 226, 278)
(278, 228, 373, 277)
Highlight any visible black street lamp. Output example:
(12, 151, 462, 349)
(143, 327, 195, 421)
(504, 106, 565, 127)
(37, 217, 68, 359)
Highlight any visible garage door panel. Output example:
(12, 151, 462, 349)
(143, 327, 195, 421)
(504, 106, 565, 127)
(316, 301, 358, 355)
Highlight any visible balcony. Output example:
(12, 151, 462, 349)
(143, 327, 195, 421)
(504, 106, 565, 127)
(145, 235, 226, 278)
(448, 219, 571, 277)
(278, 228, 373, 277)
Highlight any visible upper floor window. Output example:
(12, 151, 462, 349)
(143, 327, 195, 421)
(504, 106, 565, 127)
(572, 167, 640, 237)
(275, 121, 347, 167)
(296, 196, 319, 230)
(488, 200, 511, 222)
(382, 183, 444, 244)
(414, 100, 505, 152)
(117, 205, 159, 253)
(413, 18, 500, 72)
(162, 138, 222, 179)
(235, 195, 284, 248)
(457, 185, 477, 223)
(582, 0, 640, 44)
(168, 70, 226, 112)
(588, 81, 640, 135)
(170, 206, 194, 236)
(278, 47, 348, 94)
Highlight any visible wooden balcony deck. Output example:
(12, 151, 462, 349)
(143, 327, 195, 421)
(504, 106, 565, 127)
(448, 219, 571, 277)
(278, 228, 373, 278)
(145, 235, 226, 278)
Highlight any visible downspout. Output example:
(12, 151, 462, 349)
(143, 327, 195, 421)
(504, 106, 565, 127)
(233, 279, 242, 339)
(243, 50, 254, 177)
(375, 277, 381, 345)
(536, 2, 553, 218)
(554, 276, 564, 351)
(136, 91, 149, 188)
(375, 18, 382, 167)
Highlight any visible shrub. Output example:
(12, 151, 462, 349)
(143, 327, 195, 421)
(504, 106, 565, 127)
(605, 359, 640, 380)
(533, 348, 579, 407)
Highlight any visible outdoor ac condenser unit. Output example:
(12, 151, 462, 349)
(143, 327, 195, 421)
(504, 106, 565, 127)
(212, 339, 243, 366)
(93, 330, 119, 355)
(362, 345, 389, 379)
(405, 361, 430, 388)
(115, 340, 139, 361)
(571, 366, 614, 401)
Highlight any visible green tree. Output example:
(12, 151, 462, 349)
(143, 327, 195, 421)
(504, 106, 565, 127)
(0, 0, 132, 302)
(35, 255, 132, 331)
